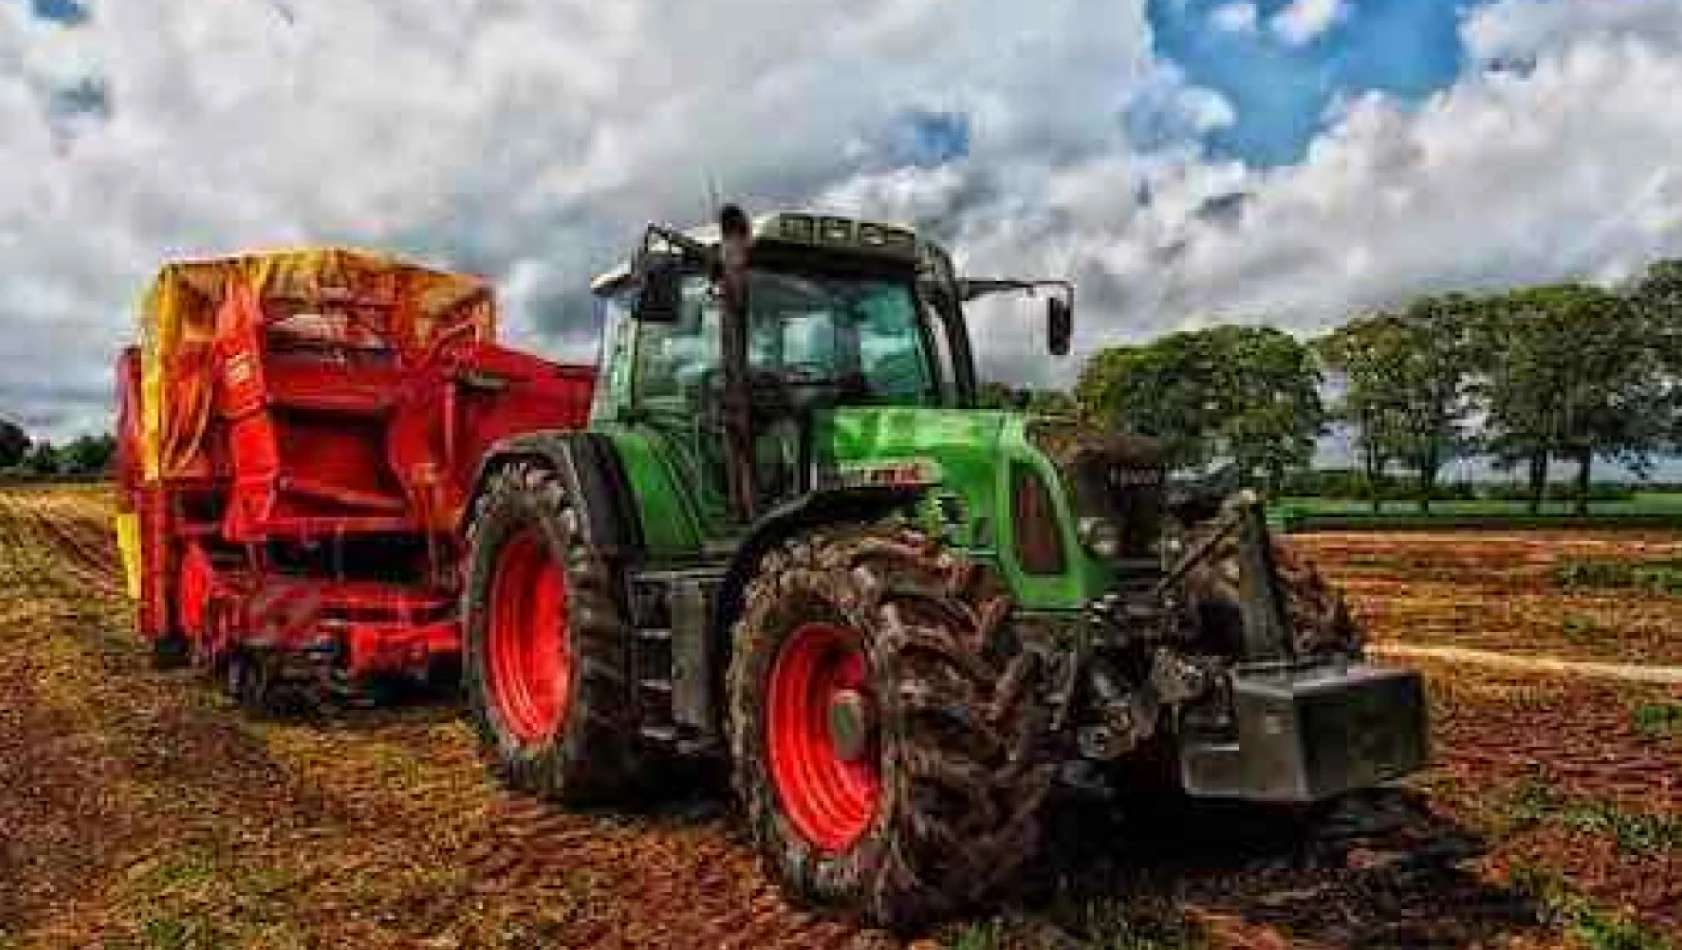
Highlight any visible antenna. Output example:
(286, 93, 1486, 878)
(252, 0, 295, 25)
(704, 171, 722, 220)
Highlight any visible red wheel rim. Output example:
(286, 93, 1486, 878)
(767, 622, 881, 852)
(487, 528, 569, 743)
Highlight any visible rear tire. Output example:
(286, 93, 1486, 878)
(728, 524, 1054, 931)
(463, 462, 638, 804)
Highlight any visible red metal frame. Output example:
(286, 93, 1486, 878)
(118, 265, 593, 683)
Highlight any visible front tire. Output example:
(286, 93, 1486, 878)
(728, 524, 1053, 931)
(462, 462, 637, 804)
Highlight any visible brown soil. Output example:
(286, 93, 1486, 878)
(0, 491, 1675, 949)
(1292, 532, 1682, 665)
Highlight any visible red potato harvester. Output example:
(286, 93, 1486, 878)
(113, 249, 592, 710)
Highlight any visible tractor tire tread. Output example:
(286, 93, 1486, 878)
(728, 522, 1053, 931)
(463, 461, 638, 804)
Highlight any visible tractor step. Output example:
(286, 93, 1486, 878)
(627, 568, 726, 753)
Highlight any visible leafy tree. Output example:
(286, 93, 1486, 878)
(59, 433, 117, 476)
(1554, 289, 1664, 512)
(1316, 316, 1411, 512)
(1629, 257, 1682, 334)
(0, 417, 28, 470)
(1471, 290, 1555, 513)
(976, 381, 1021, 410)
(976, 383, 1075, 416)
(1628, 258, 1682, 448)
(1076, 326, 1323, 490)
(1025, 389, 1077, 418)
(1385, 294, 1481, 512)
(1317, 298, 1477, 512)
(19, 440, 59, 476)
(1480, 284, 1667, 514)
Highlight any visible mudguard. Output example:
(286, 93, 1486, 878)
(711, 484, 926, 643)
(466, 431, 644, 557)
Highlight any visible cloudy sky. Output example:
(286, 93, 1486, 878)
(2, 0, 1680, 439)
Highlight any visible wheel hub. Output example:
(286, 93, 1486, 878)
(827, 689, 873, 763)
(486, 528, 570, 743)
(765, 622, 881, 852)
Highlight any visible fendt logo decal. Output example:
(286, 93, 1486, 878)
(818, 458, 943, 491)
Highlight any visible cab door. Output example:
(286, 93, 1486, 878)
(624, 277, 736, 538)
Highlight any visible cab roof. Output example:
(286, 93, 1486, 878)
(589, 211, 923, 296)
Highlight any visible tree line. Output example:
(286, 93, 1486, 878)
(6, 255, 1682, 497)
(0, 417, 116, 478)
(989, 257, 1682, 514)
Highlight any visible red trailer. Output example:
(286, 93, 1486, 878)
(114, 249, 592, 709)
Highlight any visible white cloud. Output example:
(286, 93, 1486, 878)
(1003, 21, 1682, 375)
(1209, 2, 1258, 35)
(1270, 0, 1348, 46)
(814, 5, 1682, 389)
(2, 0, 1682, 434)
(0, 0, 1190, 434)
(1463, 0, 1682, 65)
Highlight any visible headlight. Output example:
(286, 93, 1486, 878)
(1077, 516, 1122, 559)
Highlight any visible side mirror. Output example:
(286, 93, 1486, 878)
(1047, 295, 1073, 356)
(634, 251, 685, 323)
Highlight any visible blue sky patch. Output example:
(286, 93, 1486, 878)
(49, 77, 108, 119)
(25, 0, 87, 25)
(883, 109, 972, 168)
(1148, 0, 1475, 166)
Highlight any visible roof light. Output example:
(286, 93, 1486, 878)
(882, 228, 914, 249)
(779, 215, 815, 241)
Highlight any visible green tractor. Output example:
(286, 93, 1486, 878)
(460, 205, 1428, 928)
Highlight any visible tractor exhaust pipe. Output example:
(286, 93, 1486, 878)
(717, 204, 757, 522)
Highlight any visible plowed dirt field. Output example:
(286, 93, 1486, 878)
(1, 487, 1676, 950)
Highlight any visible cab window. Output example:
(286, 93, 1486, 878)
(634, 269, 941, 406)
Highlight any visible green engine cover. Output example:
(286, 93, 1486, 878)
(594, 405, 1111, 613)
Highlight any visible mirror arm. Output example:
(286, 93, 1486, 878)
(959, 278, 1073, 303)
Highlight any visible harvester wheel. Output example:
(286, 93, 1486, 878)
(463, 461, 637, 804)
(150, 632, 192, 671)
(1184, 532, 1362, 657)
(225, 649, 281, 717)
(728, 524, 1054, 931)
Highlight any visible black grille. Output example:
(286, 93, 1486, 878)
(1026, 419, 1166, 558)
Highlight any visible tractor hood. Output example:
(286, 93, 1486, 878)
(820, 404, 1017, 576)
(816, 406, 1164, 608)
(823, 405, 1009, 486)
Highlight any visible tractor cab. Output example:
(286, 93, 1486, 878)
(588, 209, 1071, 531)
